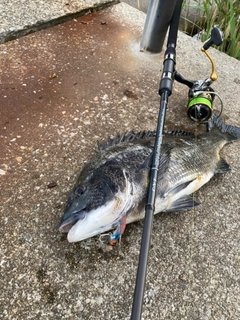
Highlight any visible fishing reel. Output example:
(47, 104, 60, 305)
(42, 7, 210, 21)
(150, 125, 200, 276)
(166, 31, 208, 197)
(187, 80, 215, 122)
(176, 27, 224, 123)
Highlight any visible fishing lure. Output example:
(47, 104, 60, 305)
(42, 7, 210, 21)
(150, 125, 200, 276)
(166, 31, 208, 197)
(109, 216, 127, 245)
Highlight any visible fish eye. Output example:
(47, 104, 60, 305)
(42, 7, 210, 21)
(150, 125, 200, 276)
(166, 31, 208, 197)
(75, 185, 86, 197)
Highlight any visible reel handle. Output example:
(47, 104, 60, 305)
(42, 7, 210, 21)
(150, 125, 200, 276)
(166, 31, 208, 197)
(203, 27, 223, 50)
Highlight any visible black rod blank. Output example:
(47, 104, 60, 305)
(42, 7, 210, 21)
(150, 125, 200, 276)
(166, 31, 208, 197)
(130, 91, 169, 320)
(130, 1, 183, 319)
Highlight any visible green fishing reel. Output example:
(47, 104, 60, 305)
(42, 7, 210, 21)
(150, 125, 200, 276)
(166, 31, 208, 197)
(176, 27, 224, 123)
(187, 84, 214, 122)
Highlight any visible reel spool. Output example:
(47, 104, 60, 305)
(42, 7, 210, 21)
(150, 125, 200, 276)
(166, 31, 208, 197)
(187, 90, 213, 122)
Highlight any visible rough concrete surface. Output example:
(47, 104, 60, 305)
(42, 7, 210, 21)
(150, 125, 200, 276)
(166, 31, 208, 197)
(0, 3, 240, 319)
(0, 0, 117, 43)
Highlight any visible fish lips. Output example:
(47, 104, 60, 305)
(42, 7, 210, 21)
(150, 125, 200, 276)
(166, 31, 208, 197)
(58, 211, 86, 234)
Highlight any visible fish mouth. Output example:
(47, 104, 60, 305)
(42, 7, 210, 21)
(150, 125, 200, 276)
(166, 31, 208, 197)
(58, 212, 85, 233)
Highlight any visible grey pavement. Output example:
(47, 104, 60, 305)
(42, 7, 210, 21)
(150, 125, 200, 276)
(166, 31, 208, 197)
(0, 0, 118, 43)
(1, 1, 240, 320)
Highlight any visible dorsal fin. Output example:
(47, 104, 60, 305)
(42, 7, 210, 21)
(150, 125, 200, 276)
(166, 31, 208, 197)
(97, 130, 195, 151)
(97, 130, 156, 151)
(165, 130, 195, 137)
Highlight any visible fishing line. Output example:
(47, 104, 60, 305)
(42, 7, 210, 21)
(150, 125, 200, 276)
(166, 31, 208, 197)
(187, 92, 224, 316)
(186, 116, 199, 318)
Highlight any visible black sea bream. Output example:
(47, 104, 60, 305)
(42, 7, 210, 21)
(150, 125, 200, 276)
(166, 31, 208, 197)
(59, 115, 240, 243)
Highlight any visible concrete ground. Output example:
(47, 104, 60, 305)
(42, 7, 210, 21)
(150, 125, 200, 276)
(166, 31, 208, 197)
(0, 1, 240, 320)
(0, 0, 118, 43)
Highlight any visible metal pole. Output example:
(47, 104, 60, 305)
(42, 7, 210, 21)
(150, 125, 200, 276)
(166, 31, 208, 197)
(140, 0, 177, 53)
(130, 1, 183, 319)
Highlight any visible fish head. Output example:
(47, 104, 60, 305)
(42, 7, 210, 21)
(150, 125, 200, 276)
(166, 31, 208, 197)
(58, 162, 133, 242)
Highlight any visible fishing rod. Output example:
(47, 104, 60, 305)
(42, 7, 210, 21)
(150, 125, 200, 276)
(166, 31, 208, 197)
(130, 1, 183, 319)
(130, 0, 224, 319)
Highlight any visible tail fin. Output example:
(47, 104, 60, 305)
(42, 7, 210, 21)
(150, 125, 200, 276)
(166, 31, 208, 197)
(212, 114, 240, 141)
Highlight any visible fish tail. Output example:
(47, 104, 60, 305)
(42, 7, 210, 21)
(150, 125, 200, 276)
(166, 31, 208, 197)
(212, 114, 240, 142)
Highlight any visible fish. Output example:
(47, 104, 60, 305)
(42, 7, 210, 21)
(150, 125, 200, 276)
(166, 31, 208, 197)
(58, 114, 240, 243)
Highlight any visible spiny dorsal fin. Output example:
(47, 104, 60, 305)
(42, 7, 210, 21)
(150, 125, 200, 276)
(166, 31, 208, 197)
(97, 130, 156, 151)
(165, 130, 195, 137)
(97, 130, 197, 151)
